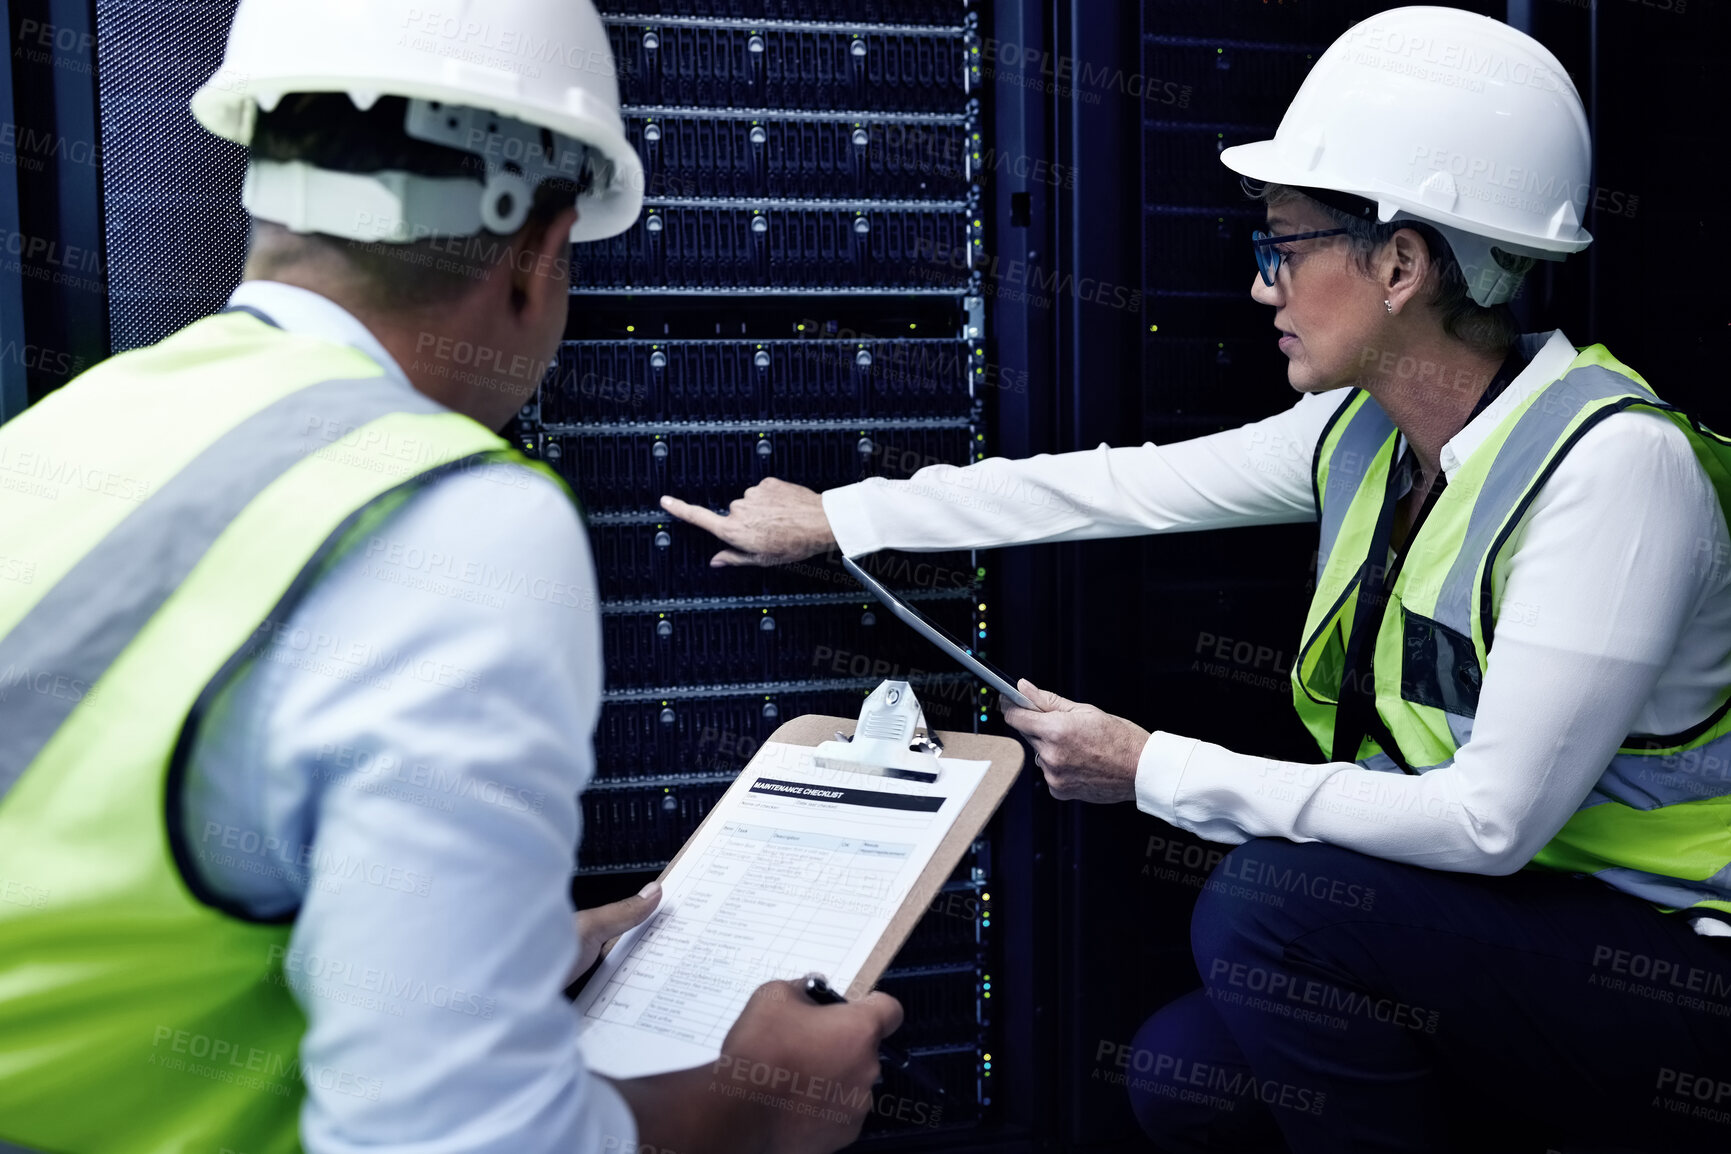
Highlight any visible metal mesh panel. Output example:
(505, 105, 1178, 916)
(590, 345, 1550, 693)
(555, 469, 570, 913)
(95, 0, 246, 354)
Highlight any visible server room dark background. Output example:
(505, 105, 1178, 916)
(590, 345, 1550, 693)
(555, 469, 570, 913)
(3, 0, 1725, 1148)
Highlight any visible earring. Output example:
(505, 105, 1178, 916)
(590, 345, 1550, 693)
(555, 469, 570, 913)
(1384, 299, 1395, 316)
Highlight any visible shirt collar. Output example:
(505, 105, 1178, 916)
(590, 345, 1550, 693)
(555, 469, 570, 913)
(1439, 330, 1578, 481)
(226, 280, 416, 393)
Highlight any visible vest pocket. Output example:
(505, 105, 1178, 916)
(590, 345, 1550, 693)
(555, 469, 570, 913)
(1400, 609, 1482, 719)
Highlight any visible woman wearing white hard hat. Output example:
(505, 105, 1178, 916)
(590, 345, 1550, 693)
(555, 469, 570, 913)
(663, 6, 1731, 1149)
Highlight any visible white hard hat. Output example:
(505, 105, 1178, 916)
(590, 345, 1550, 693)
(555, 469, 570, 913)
(1220, 5, 1593, 306)
(190, 0, 643, 244)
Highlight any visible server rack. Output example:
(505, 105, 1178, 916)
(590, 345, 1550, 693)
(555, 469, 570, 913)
(545, 2, 1006, 1144)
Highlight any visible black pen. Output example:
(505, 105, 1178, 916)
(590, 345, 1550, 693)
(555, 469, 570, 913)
(803, 975, 950, 1103)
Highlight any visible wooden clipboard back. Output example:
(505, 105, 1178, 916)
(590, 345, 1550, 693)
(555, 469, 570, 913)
(642, 713, 1025, 1001)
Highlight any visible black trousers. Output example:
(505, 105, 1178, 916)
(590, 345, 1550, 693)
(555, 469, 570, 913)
(1127, 839, 1731, 1153)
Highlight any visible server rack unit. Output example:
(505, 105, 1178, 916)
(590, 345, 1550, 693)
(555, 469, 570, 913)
(544, 2, 1002, 1142)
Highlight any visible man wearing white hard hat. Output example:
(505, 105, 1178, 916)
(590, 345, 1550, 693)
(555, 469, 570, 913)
(0, 2, 899, 1153)
(662, 6, 1731, 1149)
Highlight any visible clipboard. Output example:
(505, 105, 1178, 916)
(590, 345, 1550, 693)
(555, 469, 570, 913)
(595, 689, 1025, 1002)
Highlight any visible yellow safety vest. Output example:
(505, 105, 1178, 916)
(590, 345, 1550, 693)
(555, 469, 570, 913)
(0, 308, 558, 1153)
(1292, 344, 1731, 917)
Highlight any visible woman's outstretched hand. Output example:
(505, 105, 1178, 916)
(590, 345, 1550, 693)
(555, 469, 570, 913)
(659, 478, 837, 567)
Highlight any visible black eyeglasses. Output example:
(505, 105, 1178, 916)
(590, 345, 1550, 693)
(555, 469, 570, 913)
(1251, 228, 1349, 286)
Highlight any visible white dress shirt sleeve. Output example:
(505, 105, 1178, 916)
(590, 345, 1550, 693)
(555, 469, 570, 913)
(820, 388, 1351, 556)
(189, 466, 637, 1154)
(1134, 409, 1729, 875)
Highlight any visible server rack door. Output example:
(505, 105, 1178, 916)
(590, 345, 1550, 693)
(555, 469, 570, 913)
(558, 3, 1011, 1148)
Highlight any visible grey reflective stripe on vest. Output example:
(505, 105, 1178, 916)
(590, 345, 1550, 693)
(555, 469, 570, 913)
(1317, 395, 1397, 580)
(1429, 365, 1651, 639)
(1580, 738, 1731, 811)
(1593, 863, 1731, 909)
(0, 377, 442, 802)
(1357, 750, 1453, 775)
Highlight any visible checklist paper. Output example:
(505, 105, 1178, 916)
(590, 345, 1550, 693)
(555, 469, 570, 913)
(573, 740, 991, 1079)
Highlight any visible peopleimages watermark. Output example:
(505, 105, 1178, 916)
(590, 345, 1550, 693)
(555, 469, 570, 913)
(1590, 945, 1731, 1017)
(0, 877, 50, 909)
(791, 318, 1028, 397)
(411, 331, 556, 399)
(195, 820, 434, 899)
(977, 39, 1194, 108)
(913, 237, 1143, 314)
(312, 741, 548, 816)
(1093, 1040, 1326, 1116)
(268, 943, 497, 1020)
(867, 126, 1076, 189)
(1655, 1067, 1731, 1127)
(1342, 20, 1570, 95)
(396, 8, 623, 84)
(1406, 146, 1639, 221)
(358, 531, 600, 614)
(0, 122, 100, 173)
(709, 1054, 943, 1129)
(1, 337, 88, 378)
(148, 1025, 384, 1102)
(1205, 849, 1376, 911)
(0, 664, 101, 708)
(12, 19, 98, 75)
(1206, 958, 1441, 1035)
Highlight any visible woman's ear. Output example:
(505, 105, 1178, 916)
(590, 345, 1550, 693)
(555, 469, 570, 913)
(1384, 227, 1433, 316)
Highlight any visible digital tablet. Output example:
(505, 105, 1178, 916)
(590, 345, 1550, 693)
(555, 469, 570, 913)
(842, 555, 1037, 711)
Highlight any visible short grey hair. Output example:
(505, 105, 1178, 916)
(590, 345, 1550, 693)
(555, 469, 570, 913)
(1248, 181, 1518, 358)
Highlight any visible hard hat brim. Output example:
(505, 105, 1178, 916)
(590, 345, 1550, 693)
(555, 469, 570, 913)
(1220, 141, 1590, 259)
(192, 76, 643, 243)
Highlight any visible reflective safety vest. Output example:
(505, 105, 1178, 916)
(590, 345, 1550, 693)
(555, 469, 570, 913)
(0, 309, 558, 1153)
(1292, 344, 1731, 918)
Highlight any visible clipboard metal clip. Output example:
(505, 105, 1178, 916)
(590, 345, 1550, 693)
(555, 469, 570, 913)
(812, 680, 944, 783)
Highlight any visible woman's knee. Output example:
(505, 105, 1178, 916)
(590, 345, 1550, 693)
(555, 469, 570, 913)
(1191, 838, 1381, 979)
(1124, 989, 1282, 1153)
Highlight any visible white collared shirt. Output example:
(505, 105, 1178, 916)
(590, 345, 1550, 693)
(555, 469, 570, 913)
(822, 331, 1731, 935)
(185, 281, 640, 1150)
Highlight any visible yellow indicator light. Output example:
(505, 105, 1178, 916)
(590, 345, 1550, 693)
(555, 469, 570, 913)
(983, 1053, 992, 1061)
(981, 892, 990, 901)
(797, 323, 806, 331)
(626, 325, 636, 332)
(977, 603, 987, 611)
(909, 323, 917, 329)
(1150, 324, 1159, 332)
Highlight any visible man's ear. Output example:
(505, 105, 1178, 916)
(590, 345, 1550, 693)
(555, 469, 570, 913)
(509, 205, 579, 317)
